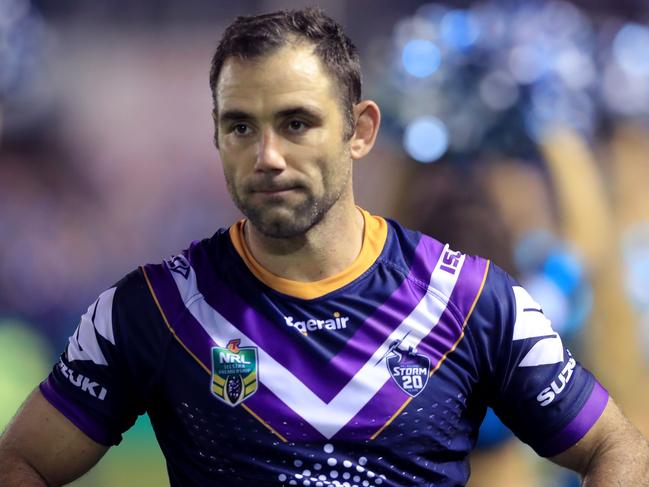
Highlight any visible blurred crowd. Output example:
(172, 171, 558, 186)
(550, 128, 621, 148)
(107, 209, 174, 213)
(2, 0, 649, 486)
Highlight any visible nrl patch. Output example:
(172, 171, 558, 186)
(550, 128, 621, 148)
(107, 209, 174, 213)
(387, 349, 431, 398)
(211, 339, 258, 407)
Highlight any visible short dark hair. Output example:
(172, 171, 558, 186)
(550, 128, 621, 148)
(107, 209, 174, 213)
(209, 7, 362, 138)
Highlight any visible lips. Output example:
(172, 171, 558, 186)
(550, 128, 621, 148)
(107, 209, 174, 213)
(255, 187, 296, 194)
(248, 181, 303, 195)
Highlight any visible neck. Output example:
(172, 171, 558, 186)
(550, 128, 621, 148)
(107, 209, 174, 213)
(243, 198, 365, 282)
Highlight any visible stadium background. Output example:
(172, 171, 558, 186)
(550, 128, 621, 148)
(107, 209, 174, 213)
(2, 0, 649, 485)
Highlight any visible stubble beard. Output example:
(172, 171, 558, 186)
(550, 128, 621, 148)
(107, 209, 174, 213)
(226, 159, 351, 239)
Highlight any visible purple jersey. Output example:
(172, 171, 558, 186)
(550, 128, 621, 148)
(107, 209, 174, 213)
(41, 209, 607, 486)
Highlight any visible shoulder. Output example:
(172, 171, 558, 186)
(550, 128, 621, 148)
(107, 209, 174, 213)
(378, 217, 440, 279)
(112, 267, 154, 309)
(63, 267, 165, 368)
(457, 263, 519, 374)
(470, 262, 517, 322)
(468, 262, 563, 354)
(106, 231, 231, 343)
(380, 218, 494, 339)
(144, 229, 233, 278)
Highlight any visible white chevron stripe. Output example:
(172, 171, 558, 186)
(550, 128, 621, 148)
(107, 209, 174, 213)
(169, 246, 465, 439)
(512, 286, 554, 340)
(512, 286, 564, 367)
(518, 334, 564, 367)
(67, 287, 116, 365)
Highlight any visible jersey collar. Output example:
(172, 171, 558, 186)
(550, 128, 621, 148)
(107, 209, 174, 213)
(228, 207, 388, 299)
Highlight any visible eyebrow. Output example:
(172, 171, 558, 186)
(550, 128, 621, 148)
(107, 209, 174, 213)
(218, 109, 253, 124)
(275, 106, 325, 120)
(218, 106, 325, 124)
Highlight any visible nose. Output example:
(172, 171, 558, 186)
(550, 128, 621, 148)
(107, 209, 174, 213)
(254, 128, 286, 172)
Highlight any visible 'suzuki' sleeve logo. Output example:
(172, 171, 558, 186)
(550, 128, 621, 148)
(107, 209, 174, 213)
(512, 286, 564, 367)
(58, 361, 108, 400)
(66, 287, 116, 366)
(536, 351, 577, 406)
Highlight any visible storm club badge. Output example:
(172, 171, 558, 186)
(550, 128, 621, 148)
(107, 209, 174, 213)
(211, 339, 258, 406)
(387, 348, 431, 398)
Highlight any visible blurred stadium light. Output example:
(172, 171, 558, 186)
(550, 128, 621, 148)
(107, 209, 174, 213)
(365, 0, 649, 162)
(0, 0, 57, 138)
(613, 23, 649, 77)
(403, 115, 449, 163)
(401, 39, 441, 78)
(439, 9, 480, 51)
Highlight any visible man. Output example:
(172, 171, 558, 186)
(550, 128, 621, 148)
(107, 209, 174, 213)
(1, 8, 648, 486)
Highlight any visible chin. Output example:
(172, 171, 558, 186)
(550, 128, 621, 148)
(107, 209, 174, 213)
(247, 208, 317, 239)
(241, 194, 332, 239)
(253, 218, 312, 239)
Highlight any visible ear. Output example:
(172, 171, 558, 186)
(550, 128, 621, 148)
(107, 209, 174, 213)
(349, 100, 381, 160)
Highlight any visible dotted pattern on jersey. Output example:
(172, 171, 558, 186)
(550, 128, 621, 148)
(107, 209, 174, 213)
(174, 387, 471, 486)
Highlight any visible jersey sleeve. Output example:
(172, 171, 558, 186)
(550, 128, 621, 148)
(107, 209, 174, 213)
(39, 268, 169, 446)
(470, 263, 608, 457)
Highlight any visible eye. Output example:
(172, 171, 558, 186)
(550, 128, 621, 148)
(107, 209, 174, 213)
(232, 123, 252, 136)
(286, 120, 308, 133)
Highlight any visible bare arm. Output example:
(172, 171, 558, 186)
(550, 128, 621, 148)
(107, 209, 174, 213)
(0, 388, 108, 487)
(551, 397, 649, 486)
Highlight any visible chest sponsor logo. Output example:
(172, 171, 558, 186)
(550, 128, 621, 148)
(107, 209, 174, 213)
(211, 339, 258, 407)
(284, 312, 349, 336)
(387, 349, 431, 397)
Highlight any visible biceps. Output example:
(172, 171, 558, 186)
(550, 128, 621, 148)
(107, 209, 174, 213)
(0, 388, 109, 486)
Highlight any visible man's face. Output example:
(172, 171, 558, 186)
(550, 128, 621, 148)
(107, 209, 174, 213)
(215, 43, 353, 239)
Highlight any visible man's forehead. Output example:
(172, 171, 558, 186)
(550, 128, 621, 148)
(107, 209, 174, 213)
(216, 44, 337, 111)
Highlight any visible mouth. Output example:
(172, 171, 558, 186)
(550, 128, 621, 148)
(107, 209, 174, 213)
(255, 187, 296, 194)
(250, 184, 303, 197)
